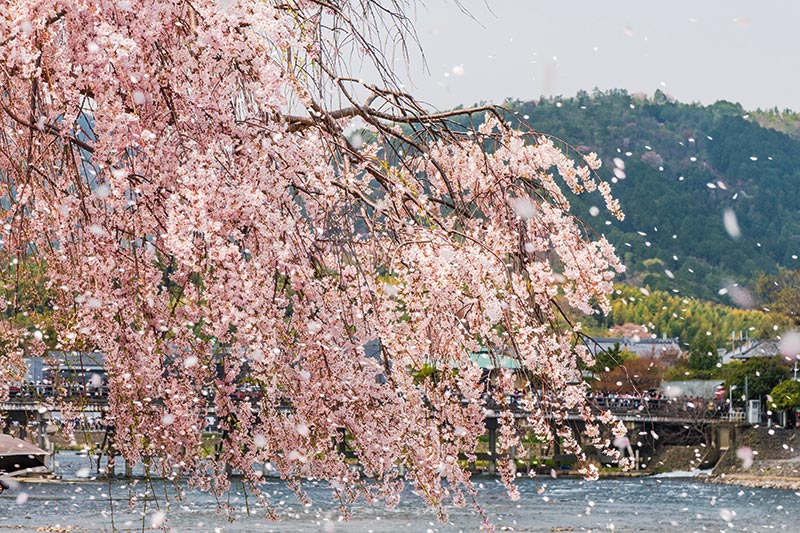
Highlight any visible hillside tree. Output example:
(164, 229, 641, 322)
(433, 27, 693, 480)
(688, 331, 720, 374)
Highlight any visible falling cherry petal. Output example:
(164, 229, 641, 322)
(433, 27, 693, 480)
(723, 209, 741, 239)
(736, 447, 754, 470)
(151, 511, 166, 528)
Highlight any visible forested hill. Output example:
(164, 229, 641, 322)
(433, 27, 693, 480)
(507, 90, 800, 302)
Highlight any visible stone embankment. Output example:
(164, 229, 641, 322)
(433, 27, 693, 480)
(645, 444, 717, 473)
(710, 426, 800, 489)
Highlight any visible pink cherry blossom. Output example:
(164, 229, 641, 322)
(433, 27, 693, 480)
(0, 0, 626, 524)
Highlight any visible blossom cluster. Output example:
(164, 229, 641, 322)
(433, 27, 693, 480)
(0, 0, 626, 522)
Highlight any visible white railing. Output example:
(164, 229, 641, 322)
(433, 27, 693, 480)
(727, 411, 745, 423)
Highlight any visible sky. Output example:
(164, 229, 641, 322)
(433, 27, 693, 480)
(394, 1, 800, 112)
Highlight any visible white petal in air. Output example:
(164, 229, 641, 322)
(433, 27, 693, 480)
(512, 197, 537, 220)
(94, 184, 111, 200)
(383, 283, 399, 297)
(151, 511, 166, 528)
(779, 331, 800, 357)
(729, 286, 755, 308)
(723, 209, 741, 239)
(736, 446, 754, 470)
(88, 224, 105, 236)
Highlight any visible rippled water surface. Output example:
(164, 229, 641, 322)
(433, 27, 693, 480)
(0, 452, 798, 532)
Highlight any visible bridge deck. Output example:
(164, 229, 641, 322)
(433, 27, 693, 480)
(1, 399, 739, 425)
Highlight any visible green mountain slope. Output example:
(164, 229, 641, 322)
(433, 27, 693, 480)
(508, 90, 800, 302)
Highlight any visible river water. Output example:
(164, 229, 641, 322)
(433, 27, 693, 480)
(0, 452, 797, 532)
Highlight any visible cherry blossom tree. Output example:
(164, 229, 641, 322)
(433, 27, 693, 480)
(0, 0, 627, 523)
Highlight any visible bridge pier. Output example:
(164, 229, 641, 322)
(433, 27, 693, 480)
(36, 411, 47, 451)
(714, 424, 733, 451)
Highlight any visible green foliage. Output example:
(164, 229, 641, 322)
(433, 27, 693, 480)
(770, 379, 800, 411)
(723, 357, 791, 405)
(412, 363, 442, 385)
(590, 342, 634, 373)
(750, 108, 800, 139)
(505, 91, 800, 301)
(663, 363, 691, 381)
(688, 331, 720, 372)
(586, 285, 783, 347)
(0, 254, 62, 353)
(663, 358, 723, 381)
(753, 270, 800, 324)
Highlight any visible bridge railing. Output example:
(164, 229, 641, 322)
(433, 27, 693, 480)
(4, 382, 736, 422)
(490, 393, 732, 421)
(5, 383, 110, 404)
(726, 411, 746, 423)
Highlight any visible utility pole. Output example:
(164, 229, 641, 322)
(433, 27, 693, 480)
(745, 376, 749, 404)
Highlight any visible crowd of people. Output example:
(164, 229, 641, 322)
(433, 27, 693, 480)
(6, 381, 109, 400)
(588, 391, 729, 416)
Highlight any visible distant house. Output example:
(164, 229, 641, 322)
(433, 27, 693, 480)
(585, 336, 681, 359)
(721, 339, 781, 364)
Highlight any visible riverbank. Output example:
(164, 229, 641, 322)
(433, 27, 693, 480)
(706, 473, 800, 490)
(11, 426, 800, 491)
(706, 426, 800, 490)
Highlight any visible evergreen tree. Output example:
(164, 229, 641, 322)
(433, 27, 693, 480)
(688, 331, 719, 374)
